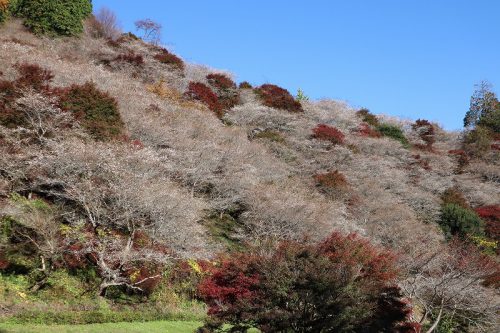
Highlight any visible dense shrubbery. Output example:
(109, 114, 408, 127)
(17, 0, 92, 36)
(58, 82, 124, 141)
(463, 126, 493, 157)
(255, 84, 303, 112)
(312, 124, 345, 145)
(153, 48, 184, 71)
(356, 108, 379, 126)
(377, 123, 409, 147)
(206, 73, 240, 111)
(184, 82, 222, 117)
(356, 123, 382, 138)
(206, 74, 236, 90)
(198, 232, 417, 333)
(439, 204, 484, 239)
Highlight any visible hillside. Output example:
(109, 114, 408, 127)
(0, 13, 499, 333)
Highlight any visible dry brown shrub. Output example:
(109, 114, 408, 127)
(146, 80, 205, 110)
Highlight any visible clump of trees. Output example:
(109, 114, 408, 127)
(462, 81, 500, 157)
(464, 81, 500, 133)
(198, 232, 418, 333)
(16, 0, 92, 36)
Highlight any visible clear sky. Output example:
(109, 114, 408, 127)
(92, 0, 500, 130)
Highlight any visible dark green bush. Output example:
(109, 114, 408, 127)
(17, 0, 92, 36)
(58, 82, 124, 141)
(439, 203, 484, 238)
(377, 123, 409, 147)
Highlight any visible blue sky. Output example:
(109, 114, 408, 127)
(92, 0, 500, 130)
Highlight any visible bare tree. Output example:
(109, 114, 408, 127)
(91, 7, 122, 40)
(5, 194, 64, 291)
(402, 240, 499, 332)
(134, 18, 162, 45)
(14, 90, 74, 143)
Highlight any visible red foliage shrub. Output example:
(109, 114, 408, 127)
(255, 84, 303, 112)
(448, 237, 500, 287)
(114, 52, 144, 66)
(475, 205, 500, 246)
(127, 264, 163, 295)
(206, 73, 236, 90)
(57, 82, 125, 141)
(312, 124, 345, 145)
(184, 82, 222, 117)
(357, 122, 382, 138)
(238, 81, 252, 89)
(198, 254, 261, 318)
(153, 48, 184, 71)
(0, 254, 9, 270)
(198, 232, 417, 332)
(205, 74, 240, 110)
(14, 63, 54, 91)
(491, 143, 500, 151)
(62, 242, 88, 269)
(0, 63, 54, 128)
(314, 170, 348, 190)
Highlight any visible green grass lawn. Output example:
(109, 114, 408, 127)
(0, 321, 202, 333)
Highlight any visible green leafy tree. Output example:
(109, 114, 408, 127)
(464, 81, 500, 133)
(17, 0, 92, 36)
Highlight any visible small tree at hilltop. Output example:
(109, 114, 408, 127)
(135, 18, 161, 45)
(88, 6, 121, 40)
(198, 232, 418, 332)
(464, 81, 500, 133)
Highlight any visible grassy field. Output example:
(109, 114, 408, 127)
(0, 321, 202, 333)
